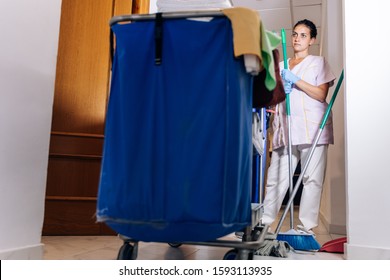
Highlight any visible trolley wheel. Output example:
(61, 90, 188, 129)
(223, 249, 238, 260)
(117, 242, 137, 260)
(226, 249, 255, 260)
(168, 243, 182, 248)
(238, 250, 254, 260)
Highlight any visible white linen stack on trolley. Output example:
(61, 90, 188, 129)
(157, 0, 233, 12)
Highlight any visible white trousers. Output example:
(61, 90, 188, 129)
(262, 144, 328, 230)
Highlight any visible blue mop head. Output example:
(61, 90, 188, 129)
(276, 229, 321, 251)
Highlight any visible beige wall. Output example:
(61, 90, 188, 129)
(320, 0, 346, 234)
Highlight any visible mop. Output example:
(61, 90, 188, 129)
(281, 28, 295, 234)
(257, 28, 300, 256)
(256, 68, 345, 256)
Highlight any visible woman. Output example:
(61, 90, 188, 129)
(262, 19, 336, 234)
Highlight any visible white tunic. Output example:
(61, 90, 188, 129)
(272, 55, 336, 150)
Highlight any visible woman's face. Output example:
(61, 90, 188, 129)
(291, 24, 315, 53)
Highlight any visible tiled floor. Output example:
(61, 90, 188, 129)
(41, 207, 346, 260)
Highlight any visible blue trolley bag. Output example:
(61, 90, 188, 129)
(97, 16, 253, 242)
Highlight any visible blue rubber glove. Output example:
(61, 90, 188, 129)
(281, 69, 300, 84)
(284, 81, 293, 94)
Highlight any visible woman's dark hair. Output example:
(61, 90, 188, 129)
(294, 19, 317, 38)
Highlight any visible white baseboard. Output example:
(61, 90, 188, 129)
(346, 243, 390, 259)
(0, 243, 44, 260)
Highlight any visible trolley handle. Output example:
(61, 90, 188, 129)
(109, 10, 226, 68)
(109, 10, 224, 26)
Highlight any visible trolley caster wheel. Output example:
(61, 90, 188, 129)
(239, 251, 254, 260)
(223, 249, 238, 260)
(224, 249, 254, 260)
(168, 243, 182, 248)
(251, 229, 261, 241)
(117, 242, 138, 260)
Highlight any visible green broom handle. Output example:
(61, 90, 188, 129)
(321, 69, 344, 129)
(275, 69, 345, 234)
(281, 29, 290, 115)
(281, 28, 294, 229)
(281, 29, 288, 70)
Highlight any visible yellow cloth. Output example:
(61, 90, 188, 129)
(222, 7, 281, 91)
(222, 7, 262, 64)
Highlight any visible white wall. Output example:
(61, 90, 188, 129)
(0, 0, 62, 259)
(343, 0, 390, 259)
(150, 0, 158, 13)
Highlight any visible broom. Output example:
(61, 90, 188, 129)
(275, 69, 345, 251)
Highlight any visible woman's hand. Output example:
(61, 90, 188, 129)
(283, 81, 293, 94)
(281, 69, 300, 84)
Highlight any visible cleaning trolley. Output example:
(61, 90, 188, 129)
(96, 9, 273, 260)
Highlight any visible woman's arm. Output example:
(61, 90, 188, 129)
(294, 80, 329, 102)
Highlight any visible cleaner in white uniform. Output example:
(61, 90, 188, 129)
(262, 19, 335, 233)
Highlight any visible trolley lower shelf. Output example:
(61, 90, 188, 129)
(116, 204, 268, 260)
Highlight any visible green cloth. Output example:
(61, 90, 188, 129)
(260, 23, 281, 91)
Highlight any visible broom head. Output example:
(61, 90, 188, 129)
(276, 229, 321, 251)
